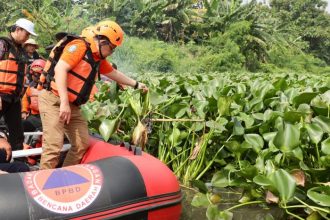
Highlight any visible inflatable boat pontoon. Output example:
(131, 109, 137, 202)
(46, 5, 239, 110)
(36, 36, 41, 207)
(0, 138, 182, 220)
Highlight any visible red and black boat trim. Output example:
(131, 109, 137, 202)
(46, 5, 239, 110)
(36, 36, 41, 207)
(0, 139, 182, 220)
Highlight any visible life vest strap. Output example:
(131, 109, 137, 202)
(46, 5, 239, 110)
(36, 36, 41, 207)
(0, 81, 19, 86)
(68, 70, 89, 82)
(0, 69, 19, 74)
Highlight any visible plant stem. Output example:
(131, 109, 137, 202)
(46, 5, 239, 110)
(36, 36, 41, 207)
(196, 145, 224, 180)
(285, 205, 329, 214)
(285, 209, 304, 220)
(225, 200, 263, 212)
(281, 152, 286, 166)
(196, 134, 233, 180)
(179, 184, 199, 192)
(151, 118, 204, 122)
(294, 196, 330, 214)
(315, 143, 321, 168)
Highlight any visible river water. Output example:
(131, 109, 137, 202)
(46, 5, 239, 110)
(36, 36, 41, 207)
(180, 188, 286, 220)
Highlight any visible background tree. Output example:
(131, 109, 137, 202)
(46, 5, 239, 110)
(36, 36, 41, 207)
(270, 0, 330, 64)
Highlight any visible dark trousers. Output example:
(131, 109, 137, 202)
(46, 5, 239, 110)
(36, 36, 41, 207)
(0, 149, 29, 172)
(0, 162, 29, 172)
(0, 97, 24, 151)
(22, 114, 42, 132)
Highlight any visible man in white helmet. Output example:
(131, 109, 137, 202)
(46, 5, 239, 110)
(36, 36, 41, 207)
(0, 18, 37, 162)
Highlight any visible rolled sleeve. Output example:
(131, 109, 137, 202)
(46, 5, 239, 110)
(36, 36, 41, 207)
(99, 60, 114, 75)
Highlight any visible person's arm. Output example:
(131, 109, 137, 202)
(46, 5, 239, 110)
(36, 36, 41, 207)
(0, 130, 11, 162)
(21, 88, 30, 119)
(54, 60, 72, 124)
(104, 69, 148, 93)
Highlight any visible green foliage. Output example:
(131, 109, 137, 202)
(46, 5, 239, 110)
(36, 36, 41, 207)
(0, 0, 92, 56)
(270, 0, 330, 64)
(82, 71, 330, 219)
(1, 0, 329, 73)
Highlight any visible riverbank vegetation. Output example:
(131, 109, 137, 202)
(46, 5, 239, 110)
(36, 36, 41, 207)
(1, 0, 330, 219)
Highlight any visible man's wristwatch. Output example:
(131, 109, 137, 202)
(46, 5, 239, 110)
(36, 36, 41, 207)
(134, 81, 139, 89)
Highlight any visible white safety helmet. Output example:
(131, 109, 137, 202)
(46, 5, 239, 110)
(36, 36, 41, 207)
(15, 18, 38, 36)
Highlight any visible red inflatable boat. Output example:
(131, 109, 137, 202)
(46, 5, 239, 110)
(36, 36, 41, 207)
(0, 138, 182, 220)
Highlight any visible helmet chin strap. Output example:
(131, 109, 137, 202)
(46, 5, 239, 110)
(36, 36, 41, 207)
(97, 37, 105, 60)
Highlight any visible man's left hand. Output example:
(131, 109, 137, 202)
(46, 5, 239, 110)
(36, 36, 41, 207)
(137, 82, 149, 93)
(0, 138, 12, 161)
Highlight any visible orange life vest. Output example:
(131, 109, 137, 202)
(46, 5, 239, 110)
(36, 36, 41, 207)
(0, 37, 27, 95)
(41, 35, 100, 106)
(27, 87, 40, 114)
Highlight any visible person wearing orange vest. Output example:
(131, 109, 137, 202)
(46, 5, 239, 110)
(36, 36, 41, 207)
(23, 38, 41, 65)
(22, 59, 45, 132)
(38, 21, 148, 169)
(0, 18, 37, 160)
(23, 38, 42, 92)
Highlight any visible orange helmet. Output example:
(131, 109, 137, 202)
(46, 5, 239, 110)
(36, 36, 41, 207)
(30, 59, 46, 74)
(81, 26, 95, 42)
(94, 20, 124, 46)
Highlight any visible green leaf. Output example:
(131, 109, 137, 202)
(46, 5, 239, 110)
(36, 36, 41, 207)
(262, 132, 277, 142)
(233, 118, 244, 136)
(203, 83, 217, 98)
(313, 116, 330, 133)
(142, 91, 150, 115)
(223, 140, 243, 155)
(206, 205, 219, 220)
(206, 120, 226, 133)
(269, 169, 296, 203)
(218, 96, 232, 116)
(264, 214, 275, 220)
(149, 92, 168, 106)
(311, 96, 329, 116)
(99, 119, 118, 142)
(80, 105, 95, 122)
(283, 111, 305, 123)
(273, 123, 300, 153)
(273, 78, 288, 91)
(321, 137, 330, 155)
(253, 175, 272, 186)
(244, 134, 264, 153)
(129, 96, 142, 119)
(218, 211, 233, 220)
(169, 127, 181, 146)
(191, 193, 210, 208)
(211, 171, 230, 188)
(191, 180, 208, 194)
(192, 98, 208, 119)
(305, 123, 324, 145)
(292, 147, 303, 161)
(239, 161, 258, 179)
(293, 92, 318, 106)
(307, 186, 330, 207)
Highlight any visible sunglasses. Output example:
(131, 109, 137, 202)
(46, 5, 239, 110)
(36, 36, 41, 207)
(99, 40, 116, 51)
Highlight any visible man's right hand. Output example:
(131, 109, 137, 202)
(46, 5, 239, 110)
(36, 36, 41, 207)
(59, 101, 71, 124)
(0, 138, 12, 161)
(22, 112, 28, 119)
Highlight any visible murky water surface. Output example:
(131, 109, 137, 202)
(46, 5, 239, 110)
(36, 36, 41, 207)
(180, 188, 285, 220)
